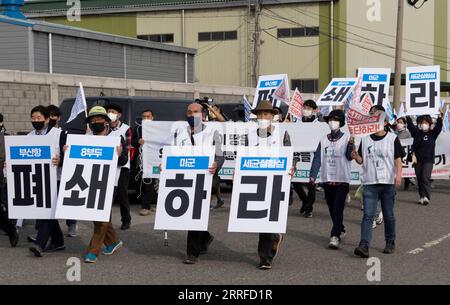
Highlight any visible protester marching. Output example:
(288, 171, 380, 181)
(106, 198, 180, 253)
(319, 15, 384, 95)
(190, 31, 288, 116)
(1, 66, 450, 275)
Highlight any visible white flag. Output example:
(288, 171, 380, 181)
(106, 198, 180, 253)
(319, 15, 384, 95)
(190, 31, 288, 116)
(66, 83, 87, 123)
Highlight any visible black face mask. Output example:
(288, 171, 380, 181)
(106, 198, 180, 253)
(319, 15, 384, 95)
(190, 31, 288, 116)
(90, 122, 106, 134)
(32, 121, 45, 131)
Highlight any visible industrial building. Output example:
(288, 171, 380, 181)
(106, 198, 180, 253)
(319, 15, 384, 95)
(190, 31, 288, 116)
(0, 0, 196, 83)
(19, 0, 450, 94)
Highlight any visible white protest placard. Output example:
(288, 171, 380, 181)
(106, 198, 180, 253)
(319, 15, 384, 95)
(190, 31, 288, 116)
(218, 122, 257, 180)
(358, 68, 391, 106)
(154, 145, 215, 231)
(5, 136, 58, 219)
(347, 97, 386, 137)
(406, 66, 440, 116)
(55, 134, 120, 222)
(317, 78, 357, 106)
(252, 74, 289, 109)
(288, 88, 305, 119)
(228, 146, 293, 234)
(400, 135, 450, 179)
(142, 120, 188, 178)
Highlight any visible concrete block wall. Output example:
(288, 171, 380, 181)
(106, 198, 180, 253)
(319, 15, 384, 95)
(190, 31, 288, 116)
(0, 69, 256, 134)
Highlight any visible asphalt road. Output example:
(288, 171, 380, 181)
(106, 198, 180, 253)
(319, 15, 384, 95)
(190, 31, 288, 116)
(1, 181, 450, 285)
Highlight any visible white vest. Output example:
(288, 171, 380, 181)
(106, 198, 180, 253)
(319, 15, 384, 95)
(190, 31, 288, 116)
(109, 122, 131, 169)
(361, 132, 397, 185)
(247, 126, 286, 147)
(320, 132, 352, 184)
(175, 125, 216, 147)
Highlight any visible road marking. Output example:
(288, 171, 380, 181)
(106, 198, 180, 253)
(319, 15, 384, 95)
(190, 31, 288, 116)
(407, 233, 450, 255)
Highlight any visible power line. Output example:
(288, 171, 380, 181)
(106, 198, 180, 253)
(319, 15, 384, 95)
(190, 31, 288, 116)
(271, 0, 450, 51)
(261, 7, 450, 71)
(264, 7, 450, 65)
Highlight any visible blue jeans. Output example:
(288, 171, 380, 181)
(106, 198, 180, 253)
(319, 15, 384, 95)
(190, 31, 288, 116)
(360, 184, 396, 247)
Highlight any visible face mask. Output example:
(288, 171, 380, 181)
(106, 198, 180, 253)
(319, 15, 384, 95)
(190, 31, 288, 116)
(329, 121, 340, 131)
(258, 119, 271, 130)
(302, 109, 313, 118)
(397, 123, 405, 131)
(421, 124, 430, 132)
(90, 122, 106, 134)
(142, 118, 153, 122)
(32, 121, 45, 131)
(273, 115, 280, 122)
(187, 114, 202, 128)
(108, 113, 118, 122)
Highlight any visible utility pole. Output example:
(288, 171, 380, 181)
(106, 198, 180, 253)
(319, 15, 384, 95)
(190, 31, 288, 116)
(252, 0, 262, 87)
(393, 0, 404, 112)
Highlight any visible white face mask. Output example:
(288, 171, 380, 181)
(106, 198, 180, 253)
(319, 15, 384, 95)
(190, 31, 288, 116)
(421, 124, 430, 132)
(273, 115, 280, 122)
(329, 121, 340, 131)
(302, 109, 313, 118)
(258, 119, 271, 130)
(108, 113, 118, 122)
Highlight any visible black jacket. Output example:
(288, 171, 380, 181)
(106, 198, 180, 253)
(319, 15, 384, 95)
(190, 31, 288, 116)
(406, 116, 443, 163)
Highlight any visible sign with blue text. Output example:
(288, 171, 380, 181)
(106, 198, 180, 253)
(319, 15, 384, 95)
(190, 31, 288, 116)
(406, 66, 440, 116)
(5, 136, 58, 219)
(55, 134, 120, 222)
(317, 78, 358, 106)
(154, 145, 215, 231)
(357, 68, 391, 106)
(252, 74, 290, 109)
(228, 146, 293, 233)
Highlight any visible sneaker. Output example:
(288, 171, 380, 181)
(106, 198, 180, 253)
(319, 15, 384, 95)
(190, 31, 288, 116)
(44, 244, 66, 252)
(423, 197, 430, 206)
(121, 223, 131, 230)
(383, 240, 396, 254)
(316, 186, 324, 192)
(184, 255, 198, 264)
(29, 245, 43, 258)
(304, 212, 313, 218)
(200, 235, 214, 255)
(67, 224, 78, 237)
(375, 211, 384, 225)
(8, 229, 19, 248)
(273, 234, 283, 258)
(372, 221, 377, 229)
(139, 209, 151, 216)
(258, 258, 272, 270)
(27, 235, 36, 243)
(215, 198, 225, 209)
(354, 244, 370, 258)
(150, 207, 157, 213)
(340, 230, 347, 239)
(328, 236, 340, 250)
(84, 253, 97, 263)
(102, 241, 123, 255)
(418, 198, 424, 205)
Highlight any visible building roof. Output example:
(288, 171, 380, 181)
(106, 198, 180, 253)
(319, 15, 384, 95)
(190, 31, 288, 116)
(23, 0, 329, 16)
(0, 14, 197, 54)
